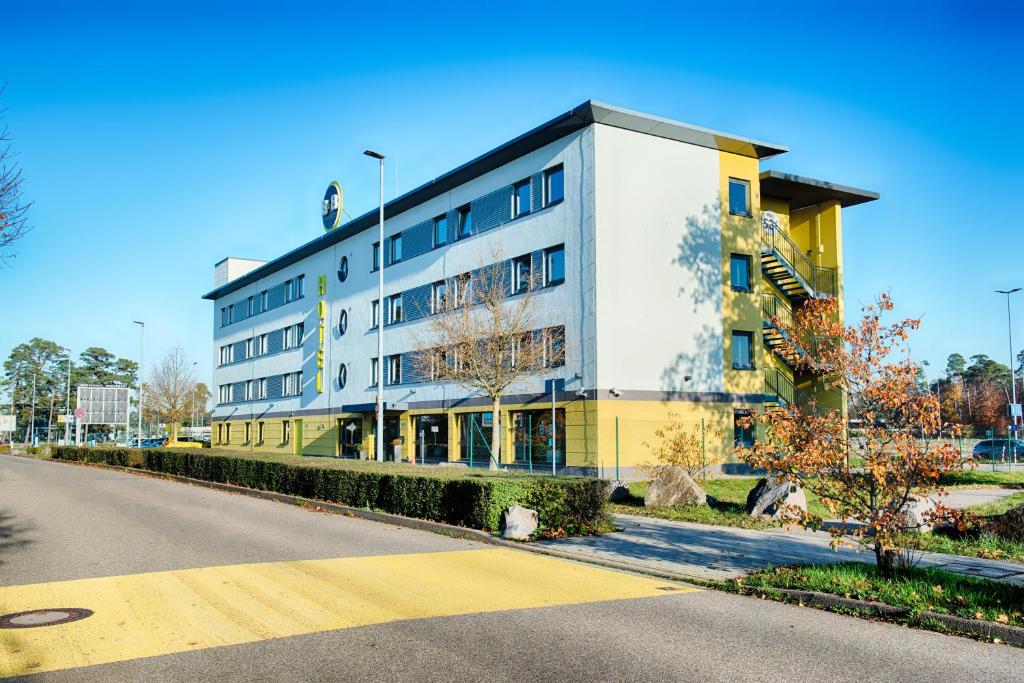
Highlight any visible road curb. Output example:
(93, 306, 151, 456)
(728, 585, 1024, 647)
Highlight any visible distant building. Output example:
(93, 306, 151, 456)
(203, 101, 877, 477)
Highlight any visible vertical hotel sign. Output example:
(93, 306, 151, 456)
(317, 181, 343, 393)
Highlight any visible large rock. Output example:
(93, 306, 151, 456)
(608, 480, 631, 503)
(898, 495, 939, 533)
(644, 467, 707, 507)
(746, 477, 807, 520)
(987, 505, 1024, 542)
(501, 505, 539, 540)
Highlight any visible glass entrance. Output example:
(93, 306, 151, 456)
(338, 418, 362, 458)
(413, 414, 449, 464)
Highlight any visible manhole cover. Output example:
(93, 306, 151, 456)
(0, 608, 93, 629)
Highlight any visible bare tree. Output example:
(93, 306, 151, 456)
(0, 86, 31, 264)
(146, 347, 198, 441)
(410, 249, 564, 469)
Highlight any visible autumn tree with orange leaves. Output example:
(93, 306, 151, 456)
(740, 294, 966, 575)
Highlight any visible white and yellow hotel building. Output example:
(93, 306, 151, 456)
(204, 101, 877, 477)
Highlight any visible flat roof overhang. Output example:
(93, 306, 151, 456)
(202, 100, 788, 302)
(760, 170, 879, 210)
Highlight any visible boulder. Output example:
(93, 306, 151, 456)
(987, 505, 1024, 542)
(644, 467, 707, 507)
(897, 495, 938, 533)
(501, 505, 539, 540)
(746, 477, 807, 520)
(608, 480, 631, 503)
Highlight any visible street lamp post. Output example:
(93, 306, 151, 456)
(192, 362, 198, 431)
(28, 372, 36, 446)
(64, 355, 72, 445)
(364, 149, 386, 462)
(996, 289, 1021, 464)
(133, 321, 145, 448)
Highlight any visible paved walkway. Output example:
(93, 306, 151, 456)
(537, 497, 1024, 585)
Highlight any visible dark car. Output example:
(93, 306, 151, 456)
(972, 439, 1024, 460)
(137, 438, 167, 449)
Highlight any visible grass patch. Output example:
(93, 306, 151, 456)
(608, 477, 830, 529)
(742, 563, 1023, 627)
(901, 531, 1024, 564)
(939, 469, 1024, 488)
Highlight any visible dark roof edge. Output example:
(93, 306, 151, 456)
(203, 100, 789, 301)
(760, 170, 880, 208)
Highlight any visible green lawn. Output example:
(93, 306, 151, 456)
(899, 491, 1024, 564)
(939, 468, 1024, 488)
(608, 477, 830, 529)
(738, 563, 1023, 628)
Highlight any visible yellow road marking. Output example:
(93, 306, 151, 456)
(0, 548, 697, 677)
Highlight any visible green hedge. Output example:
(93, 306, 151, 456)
(50, 447, 609, 537)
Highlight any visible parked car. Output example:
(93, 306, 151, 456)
(135, 438, 167, 449)
(972, 439, 1024, 460)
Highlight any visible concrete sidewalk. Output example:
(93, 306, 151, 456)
(537, 513, 1024, 585)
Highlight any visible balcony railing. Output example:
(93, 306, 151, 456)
(764, 368, 795, 407)
(761, 292, 794, 331)
(761, 223, 837, 298)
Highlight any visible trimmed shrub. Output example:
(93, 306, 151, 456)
(50, 447, 609, 537)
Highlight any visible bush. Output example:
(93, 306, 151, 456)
(51, 447, 609, 537)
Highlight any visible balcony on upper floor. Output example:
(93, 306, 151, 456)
(760, 217, 836, 301)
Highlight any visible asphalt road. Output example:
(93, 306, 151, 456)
(1, 454, 1022, 682)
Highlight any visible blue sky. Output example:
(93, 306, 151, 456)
(2, 0, 1022, 390)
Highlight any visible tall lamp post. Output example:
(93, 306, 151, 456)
(996, 288, 1021, 464)
(191, 362, 198, 431)
(64, 355, 72, 445)
(364, 149, 386, 462)
(133, 320, 145, 448)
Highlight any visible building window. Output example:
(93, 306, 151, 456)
(283, 371, 302, 397)
(734, 410, 755, 448)
(257, 378, 267, 400)
(513, 255, 531, 294)
(371, 299, 380, 328)
(219, 345, 233, 365)
(244, 422, 252, 444)
(433, 215, 447, 248)
(728, 178, 751, 217)
(731, 331, 754, 370)
(431, 280, 447, 314)
(544, 245, 565, 286)
(221, 307, 230, 327)
(544, 165, 564, 206)
(296, 274, 305, 299)
(284, 323, 303, 350)
(387, 294, 402, 325)
(386, 354, 402, 385)
(245, 338, 254, 359)
(371, 357, 379, 386)
(260, 290, 268, 311)
(372, 242, 380, 271)
(244, 380, 253, 402)
(247, 296, 255, 317)
(338, 309, 348, 336)
(223, 423, 230, 444)
(387, 234, 402, 264)
(257, 421, 265, 444)
(256, 334, 267, 356)
(513, 179, 531, 218)
(730, 254, 752, 291)
(454, 273, 472, 306)
(543, 326, 566, 368)
(219, 384, 231, 404)
(338, 256, 349, 283)
(338, 363, 348, 389)
(282, 420, 291, 444)
(458, 205, 473, 238)
(284, 279, 294, 303)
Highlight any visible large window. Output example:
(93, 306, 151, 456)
(220, 307, 229, 327)
(458, 205, 473, 238)
(431, 280, 447, 314)
(256, 334, 267, 356)
(371, 299, 380, 329)
(731, 331, 754, 370)
(283, 371, 302, 397)
(387, 233, 402, 264)
(728, 178, 751, 217)
(371, 357, 379, 386)
(245, 338, 253, 359)
(283, 323, 303, 350)
(386, 354, 402, 385)
(257, 378, 267, 400)
(372, 242, 380, 271)
(244, 380, 253, 402)
(513, 179, 531, 218)
(730, 254, 752, 291)
(387, 293, 402, 325)
(544, 245, 565, 286)
(218, 384, 231, 404)
(734, 410, 755, 447)
(513, 255, 531, 294)
(219, 345, 233, 365)
(543, 326, 566, 368)
(433, 215, 447, 247)
(544, 165, 564, 206)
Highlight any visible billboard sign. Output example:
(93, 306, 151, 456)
(76, 384, 130, 425)
(0, 415, 14, 432)
(321, 181, 343, 231)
